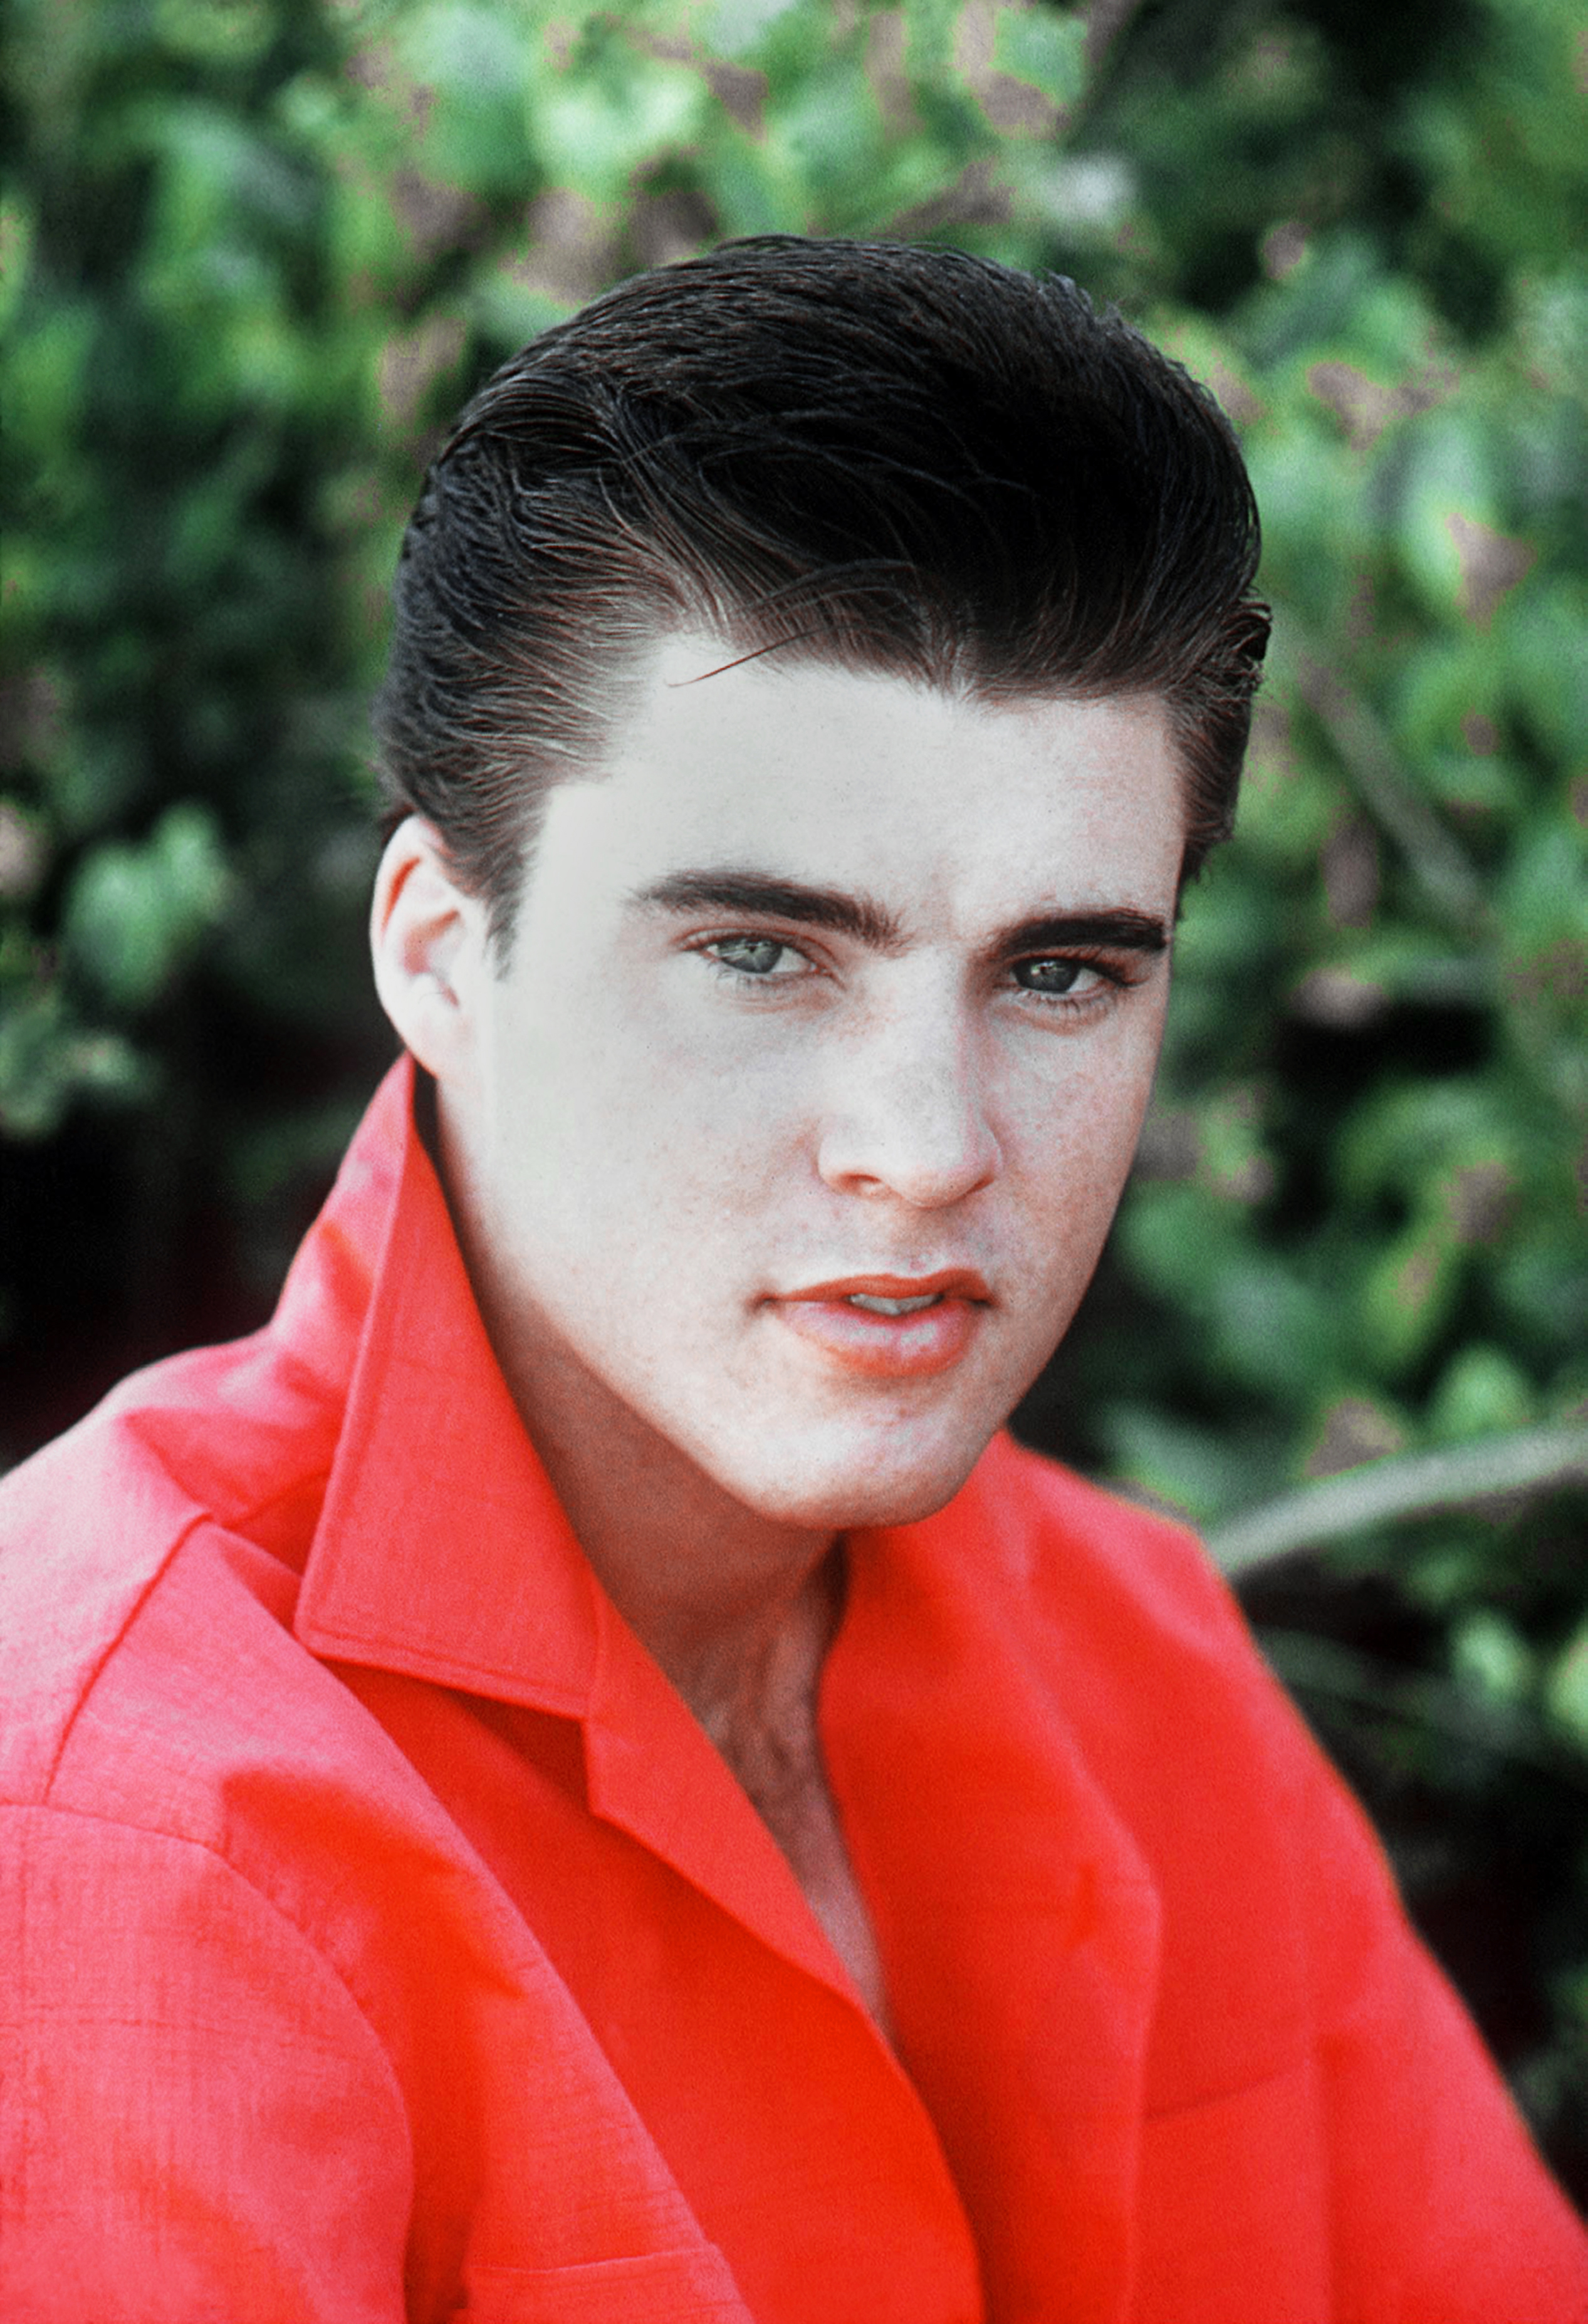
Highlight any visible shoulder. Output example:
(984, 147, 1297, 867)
(0, 1336, 351, 1832)
(0, 1362, 488, 2100)
(963, 1446, 1588, 2308)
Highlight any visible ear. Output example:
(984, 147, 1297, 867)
(370, 815, 491, 1088)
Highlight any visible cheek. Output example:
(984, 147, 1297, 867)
(632, 1032, 822, 1191)
(1008, 1043, 1162, 1232)
(487, 1045, 782, 1284)
(1022, 1012, 1164, 1136)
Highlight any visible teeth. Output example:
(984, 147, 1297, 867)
(847, 1293, 941, 1315)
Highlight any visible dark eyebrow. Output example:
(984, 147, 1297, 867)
(628, 872, 1169, 963)
(993, 908, 1169, 959)
(627, 870, 908, 954)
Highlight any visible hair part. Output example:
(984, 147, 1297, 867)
(373, 236, 1270, 951)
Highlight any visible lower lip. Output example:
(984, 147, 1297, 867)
(769, 1296, 982, 1378)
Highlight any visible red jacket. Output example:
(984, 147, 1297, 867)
(3, 1061, 1583, 2321)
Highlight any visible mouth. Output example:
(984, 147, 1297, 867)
(786, 1269, 992, 1306)
(766, 1270, 991, 1378)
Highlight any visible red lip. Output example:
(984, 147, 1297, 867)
(781, 1268, 992, 1303)
(767, 1269, 991, 1378)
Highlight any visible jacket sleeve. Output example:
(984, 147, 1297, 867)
(1, 1804, 414, 2323)
(1282, 1684, 1588, 2318)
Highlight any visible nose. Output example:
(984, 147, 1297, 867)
(816, 1002, 1003, 1210)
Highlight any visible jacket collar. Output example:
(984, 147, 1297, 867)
(292, 1056, 599, 1716)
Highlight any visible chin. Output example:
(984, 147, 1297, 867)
(724, 1427, 996, 1535)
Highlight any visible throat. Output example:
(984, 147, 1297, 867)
(722, 1712, 895, 2042)
(689, 1559, 894, 2041)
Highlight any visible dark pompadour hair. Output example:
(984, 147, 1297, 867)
(374, 236, 1270, 946)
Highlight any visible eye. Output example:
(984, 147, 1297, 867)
(701, 934, 811, 981)
(1011, 956, 1107, 999)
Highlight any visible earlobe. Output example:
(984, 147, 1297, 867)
(370, 816, 488, 1085)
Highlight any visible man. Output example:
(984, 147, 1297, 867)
(2, 238, 1582, 2320)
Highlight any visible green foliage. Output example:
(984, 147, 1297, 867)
(3, 0, 1585, 2192)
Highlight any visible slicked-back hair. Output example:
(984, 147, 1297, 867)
(374, 236, 1270, 949)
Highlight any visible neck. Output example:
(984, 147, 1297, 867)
(540, 1358, 842, 1736)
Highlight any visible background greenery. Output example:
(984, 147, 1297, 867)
(4, 0, 1585, 2199)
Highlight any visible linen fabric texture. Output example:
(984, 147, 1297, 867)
(2, 1060, 1584, 2323)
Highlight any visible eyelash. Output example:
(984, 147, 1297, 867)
(691, 934, 1144, 1013)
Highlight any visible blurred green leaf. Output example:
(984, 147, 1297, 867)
(1452, 1607, 1536, 1706)
(0, 983, 149, 1139)
(62, 803, 232, 1010)
(990, 6, 1085, 113)
(534, 43, 706, 205)
(1428, 1344, 1537, 1443)
(1545, 1623, 1588, 1754)
(400, 2, 535, 197)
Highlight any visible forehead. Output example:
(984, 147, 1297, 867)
(525, 631, 1188, 927)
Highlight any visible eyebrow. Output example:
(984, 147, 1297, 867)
(628, 870, 909, 953)
(995, 908, 1169, 957)
(627, 870, 1169, 961)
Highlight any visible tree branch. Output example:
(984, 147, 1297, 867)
(1293, 649, 1488, 933)
(1206, 1422, 1588, 1574)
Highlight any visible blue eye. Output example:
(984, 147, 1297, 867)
(1015, 957, 1092, 995)
(710, 936, 797, 977)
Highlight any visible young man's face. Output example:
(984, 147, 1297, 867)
(427, 634, 1184, 1533)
